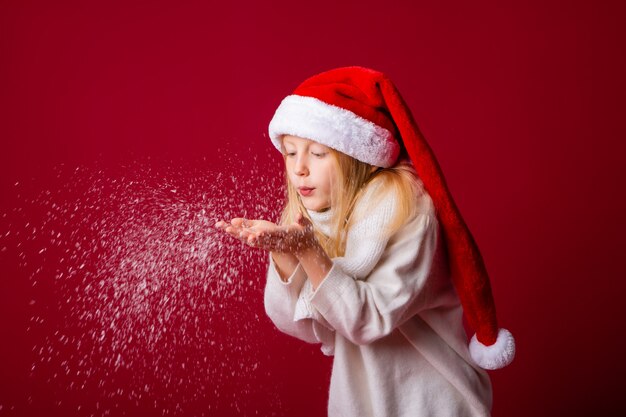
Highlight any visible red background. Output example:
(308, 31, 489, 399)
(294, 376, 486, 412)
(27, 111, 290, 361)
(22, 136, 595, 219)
(1, 0, 625, 416)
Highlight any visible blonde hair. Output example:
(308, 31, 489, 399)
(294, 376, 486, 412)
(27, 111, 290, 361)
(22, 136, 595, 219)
(279, 146, 424, 258)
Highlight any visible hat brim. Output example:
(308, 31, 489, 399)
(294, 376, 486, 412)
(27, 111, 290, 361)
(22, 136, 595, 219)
(268, 95, 399, 168)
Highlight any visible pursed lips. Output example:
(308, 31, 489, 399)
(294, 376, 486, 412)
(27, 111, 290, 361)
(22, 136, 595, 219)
(298, 186, 315, 196)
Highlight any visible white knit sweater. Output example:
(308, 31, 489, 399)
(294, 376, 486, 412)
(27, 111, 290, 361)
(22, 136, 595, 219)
(263, 179, 492, 417)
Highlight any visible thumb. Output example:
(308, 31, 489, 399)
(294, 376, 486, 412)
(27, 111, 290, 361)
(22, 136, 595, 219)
(296, 212, 311, 228)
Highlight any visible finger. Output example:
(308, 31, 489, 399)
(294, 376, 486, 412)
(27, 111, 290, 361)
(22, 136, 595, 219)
(255, 232, 269, 246)
(247, 235, 277, 252)
(297, 217, 313, 233)
(247, 234, 271, 250)
(220, 229, 246, 243)
(228, 218, 241, 227)
(225, 225, 244, 238)
(256, 229, 287, 242)
(239, 230, 252, 240)
(217, 220, 236, 231)
(248, 223, 276, 234)
(298, 213, 311, 226)
(295, 213, 307, 227)
(256, 233, 287, 252)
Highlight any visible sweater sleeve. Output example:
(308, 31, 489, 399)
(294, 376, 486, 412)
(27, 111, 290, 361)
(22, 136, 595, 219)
(308, 209, 443, 346)
(263, 253, 319, 344)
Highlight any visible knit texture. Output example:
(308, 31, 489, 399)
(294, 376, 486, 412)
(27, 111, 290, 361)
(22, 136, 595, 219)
(264, 180, 493, 416)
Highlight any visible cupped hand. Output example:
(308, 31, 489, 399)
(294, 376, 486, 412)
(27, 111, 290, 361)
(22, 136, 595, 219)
(214, 213, 316, 254)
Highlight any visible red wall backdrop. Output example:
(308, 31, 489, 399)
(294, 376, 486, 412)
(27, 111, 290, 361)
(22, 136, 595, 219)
(1, 0, 625, 416)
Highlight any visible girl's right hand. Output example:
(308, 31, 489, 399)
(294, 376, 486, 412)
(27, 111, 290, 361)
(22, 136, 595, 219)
(215, 218, 283, 248)
(214, 215, 315, 254)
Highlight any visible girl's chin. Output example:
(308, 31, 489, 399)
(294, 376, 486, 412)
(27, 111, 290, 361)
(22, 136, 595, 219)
(302, 202, 331, 212)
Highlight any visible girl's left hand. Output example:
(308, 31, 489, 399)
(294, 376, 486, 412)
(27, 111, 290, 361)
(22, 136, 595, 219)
(214, 213, 316, 254)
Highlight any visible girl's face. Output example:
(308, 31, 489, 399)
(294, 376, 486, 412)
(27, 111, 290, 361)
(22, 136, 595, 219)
(282, 135, 337, 212)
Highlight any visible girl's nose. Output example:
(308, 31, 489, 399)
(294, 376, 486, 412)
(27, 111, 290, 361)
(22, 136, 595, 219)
(294, 157, 309, 176)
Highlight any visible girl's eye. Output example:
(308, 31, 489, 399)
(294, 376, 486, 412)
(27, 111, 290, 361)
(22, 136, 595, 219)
(312, 152, 327, 158)
(285, 152, 296, 157)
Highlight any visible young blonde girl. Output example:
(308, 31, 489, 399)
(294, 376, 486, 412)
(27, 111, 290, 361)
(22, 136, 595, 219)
(216, 66, 515, 417)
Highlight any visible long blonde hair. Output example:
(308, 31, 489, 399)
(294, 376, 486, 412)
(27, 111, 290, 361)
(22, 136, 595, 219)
(279, 148, 424, 258)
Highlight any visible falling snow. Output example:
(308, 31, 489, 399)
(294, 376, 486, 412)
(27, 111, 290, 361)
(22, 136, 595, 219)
(0, 154, 289, 416)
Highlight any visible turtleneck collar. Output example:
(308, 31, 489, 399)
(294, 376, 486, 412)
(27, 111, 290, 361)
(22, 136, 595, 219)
(306, 207, 335, 236)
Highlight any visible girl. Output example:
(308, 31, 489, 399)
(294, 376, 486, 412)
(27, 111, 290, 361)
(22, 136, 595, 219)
(215, 66, 515, 416)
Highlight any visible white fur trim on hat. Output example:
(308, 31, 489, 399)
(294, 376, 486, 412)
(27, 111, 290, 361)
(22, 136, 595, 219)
(469, 328, 516, 370)
(268, 95, 400, 168)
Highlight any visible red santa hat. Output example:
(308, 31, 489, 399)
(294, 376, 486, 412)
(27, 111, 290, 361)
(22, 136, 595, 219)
(268, 66, 515, 370)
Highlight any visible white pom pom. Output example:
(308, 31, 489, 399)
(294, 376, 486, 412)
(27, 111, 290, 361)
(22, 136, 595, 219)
(469, 328, 516, 370)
